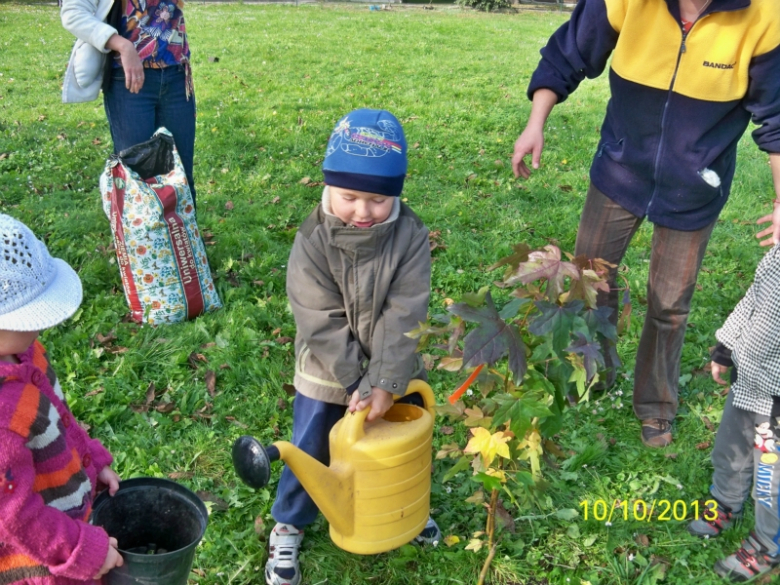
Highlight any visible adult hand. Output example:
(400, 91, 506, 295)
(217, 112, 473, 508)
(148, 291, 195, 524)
(97, 466, 121, 496)
(118, 46, 144, 94)
(755, 207, 780, 247)
(105, 34, 144, 94)
(711, 361, 730, 386)
(512, 127, 545, 179)
(348, 387, 394, 422)
(93, 537, 123, 579)
(511, 88, 557, 180)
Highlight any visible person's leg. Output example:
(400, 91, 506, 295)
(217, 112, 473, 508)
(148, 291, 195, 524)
(156, 65, 197, 205)
(103, 68, 161, 154)
(632, 219, 715, 424)
(271, 393, 345, 526)
(574, 183, 644, 385)
(709, 390, 755, 513)
(268, 393, 345, 585)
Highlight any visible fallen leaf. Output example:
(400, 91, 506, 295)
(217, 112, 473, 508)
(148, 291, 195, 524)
(92, 137, 102, 145)
(85, 387, 104, 398)
(145, 383, 156, 405)
(106, 345, 129, 354)
(254, 515, 266, 537)
(155, 402, 176, 413)
(635, 533, 650, 547)
(272, 196, 280, 204)
(299, 176, 311, 185)
(276, 397, 287, 411)
(219, 363, 231, 370)
(443, 535, 460, 547)
(282, 383, 296, 397)
(275, 336, 294, 345)
(495, 499, 516, 534)
(77, 420, 91, 433)
(225, 416, 248, 428)
(253, 280, 265, 287)
(559, 184, 573, 192)
(38, 115, 46, 121)
(196, 491, 229, 511)
(0, 153, 7, 161)
(664, 452, 678, 459)
(440, 426, 454, 435)
(225, 201, 234, 210)
(696, 441, 712, 450)
(201, 342, 217, 349)
(168, 472, 194, 480)
(205, 370, 216, 397)
(702, 416, 715, 432)
(271, 327, 282, 336)
(188, 352, 208, 368)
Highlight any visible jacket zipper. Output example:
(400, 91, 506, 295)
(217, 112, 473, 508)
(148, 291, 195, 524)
(646, 25, 691, 215)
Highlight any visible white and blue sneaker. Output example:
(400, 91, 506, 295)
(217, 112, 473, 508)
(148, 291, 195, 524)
(414, 516, 442, 546)
(266, 523, 303, 585)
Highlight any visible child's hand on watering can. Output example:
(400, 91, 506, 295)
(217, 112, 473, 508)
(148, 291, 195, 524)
(93, 537, 124, 579)
(98, 466, 121, 496)
(349, 387, 394, 422)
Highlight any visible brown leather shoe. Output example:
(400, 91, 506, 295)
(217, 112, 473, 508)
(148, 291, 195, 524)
(641, 418, 672, 448)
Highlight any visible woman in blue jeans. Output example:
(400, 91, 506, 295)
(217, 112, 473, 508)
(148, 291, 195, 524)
(62, 0, 197, 204)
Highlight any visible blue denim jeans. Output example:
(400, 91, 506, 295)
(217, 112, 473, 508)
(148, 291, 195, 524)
(103, 65, 197, 203)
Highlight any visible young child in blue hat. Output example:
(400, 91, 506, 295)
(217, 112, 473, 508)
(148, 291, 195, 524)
(265, 109, 439, 585)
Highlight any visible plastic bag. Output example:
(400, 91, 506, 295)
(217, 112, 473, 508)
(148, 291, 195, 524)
(99, 128, 221, 324)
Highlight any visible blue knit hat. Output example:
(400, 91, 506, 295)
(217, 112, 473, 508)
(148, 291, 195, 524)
(322, 109, 407, 197)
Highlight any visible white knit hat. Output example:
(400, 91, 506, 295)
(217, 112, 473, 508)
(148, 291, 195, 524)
(0, 214, 82, 332)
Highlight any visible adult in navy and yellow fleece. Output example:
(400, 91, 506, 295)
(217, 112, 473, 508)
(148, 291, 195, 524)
(514, 0, 780, 444)
(527, 0, 780, 231)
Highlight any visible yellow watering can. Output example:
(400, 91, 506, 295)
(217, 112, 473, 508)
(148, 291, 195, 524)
(232, 380, 435, 555)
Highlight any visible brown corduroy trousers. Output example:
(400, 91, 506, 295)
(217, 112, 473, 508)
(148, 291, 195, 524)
(574, 184, 716, 421)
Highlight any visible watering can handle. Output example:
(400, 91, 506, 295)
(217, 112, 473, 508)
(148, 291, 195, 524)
(341, 406, 370, 447)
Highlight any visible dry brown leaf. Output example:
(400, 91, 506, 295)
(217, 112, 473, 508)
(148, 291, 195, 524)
(219, 363, 231, 370)
(271, 327, 282, 336)
(253, 280, 265, 287)
(702, 416, 715, 432)
(440, 426, 454, 435)
(168, 472, 194, 480)
(106, 345, 129, 354)
(664, 452, 678, 459)
(225, 416, 248, 429)
(196, 491, 229, 511)
(696, 441, 712, 450)
(144, 383, 156, 405)
(275, 336, 294, 345)
(276, 397, 287, 411)
(205, 370, 216, 397)
(299, 176, 311, 185)
(201, 342, 217, 349)
(254, 515, 266, 537)
(84, 387, 104, 398)
(155, 402, 176, 413)
(282, 383, 296, 397)
(225, 201, 234, 210)
(635, 534, 650, 547)
(95, 332, 117, 345)
(272, 196, 280, 204)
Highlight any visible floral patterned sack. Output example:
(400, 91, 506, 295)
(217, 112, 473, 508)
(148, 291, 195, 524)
(99, 128, 221, 324)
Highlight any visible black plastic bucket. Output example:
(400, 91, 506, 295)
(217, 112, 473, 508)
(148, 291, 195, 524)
(91, 477, 208, 585)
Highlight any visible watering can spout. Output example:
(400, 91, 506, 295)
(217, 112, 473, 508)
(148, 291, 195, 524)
(232, 434, 355, 536)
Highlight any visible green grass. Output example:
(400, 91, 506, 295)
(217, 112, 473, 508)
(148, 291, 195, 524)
(0, 3, 777, 584)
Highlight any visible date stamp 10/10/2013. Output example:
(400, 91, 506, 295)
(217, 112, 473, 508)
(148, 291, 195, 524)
(579, 499, 718, 524)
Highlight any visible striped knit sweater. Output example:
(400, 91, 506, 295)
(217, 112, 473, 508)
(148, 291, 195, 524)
(0, 340, 113, 585)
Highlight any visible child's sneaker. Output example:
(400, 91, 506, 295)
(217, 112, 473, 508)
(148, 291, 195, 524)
(714, 533, 780, 582)
(414, 516, 441, 546)
(687, 499, 739, 538)
(266, 523, 304, 585)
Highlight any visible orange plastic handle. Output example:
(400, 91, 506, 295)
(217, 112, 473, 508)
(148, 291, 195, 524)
(447, 364, 484, 404)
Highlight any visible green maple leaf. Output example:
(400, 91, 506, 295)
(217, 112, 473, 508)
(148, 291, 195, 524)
(493, 392, 552, 439)
(448, 291, 527, 381)
(528, 300, 584, 355)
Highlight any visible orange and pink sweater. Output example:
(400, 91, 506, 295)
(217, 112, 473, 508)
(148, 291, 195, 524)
(0, 341, 112, 585)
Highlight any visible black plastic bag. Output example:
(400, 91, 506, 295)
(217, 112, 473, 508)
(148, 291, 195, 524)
(118, 132, 175, 180)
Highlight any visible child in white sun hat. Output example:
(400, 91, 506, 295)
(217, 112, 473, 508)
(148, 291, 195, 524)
(0, 214, 124, 584)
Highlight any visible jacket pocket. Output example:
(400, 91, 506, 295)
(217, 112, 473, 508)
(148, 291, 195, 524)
(597, 138, 625, 162)
(72, 40, 106, 88)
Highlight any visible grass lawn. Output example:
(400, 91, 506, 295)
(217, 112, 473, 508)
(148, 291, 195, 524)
(1, 2, 778, 584)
